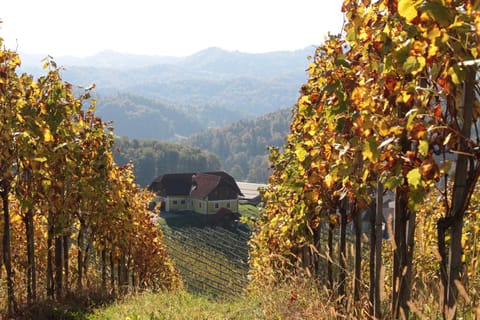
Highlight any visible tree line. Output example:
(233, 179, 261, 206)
(250, 1, 479, 319)
(113, 137, 222, 187)
(186, 108, 291, 182)
(0, 40, 180, 317)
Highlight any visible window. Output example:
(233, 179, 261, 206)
(215, 203, 219, 209)
(227, 202, 231, 208)
(199, 202, 202, 208)
(172, 200, 178, 205)
(180, 200, 186, 205)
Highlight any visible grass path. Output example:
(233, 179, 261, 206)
(86, 290, 261, 320)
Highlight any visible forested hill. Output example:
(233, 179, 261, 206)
(20, 48, 306, 182)
(184, 108, 292, 183)
(20, 47, 312, 140)
(113, 138, 222, 187)
(95, 93, 244, 140)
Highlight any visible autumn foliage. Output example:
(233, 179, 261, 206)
(250, 0, 480, 318)
(0, 40, 180, 317)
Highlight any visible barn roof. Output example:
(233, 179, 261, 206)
(148, 173, 193, 196)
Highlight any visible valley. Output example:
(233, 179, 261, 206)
(19, 47, 313, 183)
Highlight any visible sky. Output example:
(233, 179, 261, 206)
(1, 0, 345, 58)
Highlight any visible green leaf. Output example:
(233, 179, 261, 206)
(362, 137, 379, 161)
(448, 64, 465, 85)
(335, 117, 345, 133)
(19, 199, 34, 210)
(407, 167, 422, 188)
(383, 175, 403, 190)
(418, 140, 429, 157)
(394, 40, 413, 66)
(403, 56, 426, 75)
(419, 2, 452, 27)
(335, 57, 351, 68)
(398, 0, 419, 22)
(408, 188, 426, 210)
(295, 146, 308, 162)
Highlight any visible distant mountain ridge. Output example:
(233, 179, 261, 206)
(20, 46, 314, 73)
(19, 50, 182, 70)
(18, 46, 311, 141)
(17, 47, 308, 182)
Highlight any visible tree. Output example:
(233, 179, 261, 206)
(250, 0, 479, 318)
(0, 41, 23, 316)
(0, 36, 181, 315)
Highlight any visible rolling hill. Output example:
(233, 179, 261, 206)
(19, 48, 305, 182)
(184, 108, 292, 182)
(20, 47, 311, 140)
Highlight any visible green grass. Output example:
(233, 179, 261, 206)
(84, 276, 344, 320)
(84, 210, 259, 319)
(157, 206, 258, 230)
(158, 212, 206, 229)
(86, 290, 261, 320)
(239, 204, 260, 220)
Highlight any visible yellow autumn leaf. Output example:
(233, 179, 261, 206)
(8, 54, 21, 68)
(16, 113, 25, 123)
(407, 167, 422, 188)
(298, 96, 310, 113)
(398, 0, 420, 22)
(428, 43, 439, 58)
(403, 56, 426, 75)
(10, 213, 22, 224)
(378, 119, 390, 136)
(362, 168, 370, 183)
(308, 62, 316, 75)
(425, 26, 442, 41)
(295, 146, 308, 162)
(419, 140, 429, 157)
(39, 103, 47, 115)
(323, 144, 332, 160)
(43, 128, 53, 142)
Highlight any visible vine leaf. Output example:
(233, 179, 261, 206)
(362, 137, 379, 161)
(418, 140, 429, 157)
(398, 0, 419, 22)
(407, 167, 422, 188)
(419, 2, 452, 27)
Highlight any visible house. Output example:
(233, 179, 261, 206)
(148, 171, 243, 215)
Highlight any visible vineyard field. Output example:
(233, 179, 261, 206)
(161, 225, 251, 298)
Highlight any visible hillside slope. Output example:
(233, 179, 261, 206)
(113, 138, 222, 187)
(96, 93, 244, 140)
(184, 108, 292, 182)
(20, 48, 310, 141)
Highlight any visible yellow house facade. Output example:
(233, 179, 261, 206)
(149, 172, 243, 215)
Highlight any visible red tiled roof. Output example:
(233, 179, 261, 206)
(190, 173, 220, 199)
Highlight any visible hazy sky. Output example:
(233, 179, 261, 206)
(1, 0, 344, 57)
